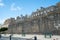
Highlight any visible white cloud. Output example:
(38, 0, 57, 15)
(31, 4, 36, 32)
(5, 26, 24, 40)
(0, 0, 2, 2)
(10, 3, 21, 11)
(0, 3, 4, 7)
(0, 0, 5, 7)
(11, 7, 17, 11)
(17, 6, 21, 10)
(0, 19, 5, 24)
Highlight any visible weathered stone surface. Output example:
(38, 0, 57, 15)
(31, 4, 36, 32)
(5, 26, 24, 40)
(3, 2, 60, 34)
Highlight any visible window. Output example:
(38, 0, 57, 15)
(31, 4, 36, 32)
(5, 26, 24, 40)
(34, 14, 36, 16)
(47, 10, 50, 12)
(32, 15, 33, 17)
(41, 12, 43, 14)
(44, 11, 47, 15)
(44, 11, 46, 13)
(37, 12, 40, 16)
(36, 13, 38, 16)
(58, 24, 60, 26)
(50, 8, 53, 11)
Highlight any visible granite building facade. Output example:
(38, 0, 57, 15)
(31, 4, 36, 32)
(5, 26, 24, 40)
(3, 2, 60, 34)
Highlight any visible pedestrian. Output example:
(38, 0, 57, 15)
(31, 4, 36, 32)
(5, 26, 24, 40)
(53, 39, 55, 40)
(34, 36, 37, 40)
(0, 34, 1, 38)
(10, 35, 12, 40)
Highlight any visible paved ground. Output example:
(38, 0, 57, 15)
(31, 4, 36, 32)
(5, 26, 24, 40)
(0, 34, 60, 40)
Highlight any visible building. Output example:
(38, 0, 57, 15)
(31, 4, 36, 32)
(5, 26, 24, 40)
(3, 2, 60, 34)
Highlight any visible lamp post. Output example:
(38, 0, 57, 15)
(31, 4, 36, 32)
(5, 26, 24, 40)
(54, 23, 60, 35)
(21, 15, 25, 36)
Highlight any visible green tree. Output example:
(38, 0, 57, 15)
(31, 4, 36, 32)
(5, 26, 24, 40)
(0, 27, 8, 33)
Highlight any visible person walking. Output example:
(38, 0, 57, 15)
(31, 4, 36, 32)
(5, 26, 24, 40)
(0, 34, 1, 38)
(34, 36, 37, 40)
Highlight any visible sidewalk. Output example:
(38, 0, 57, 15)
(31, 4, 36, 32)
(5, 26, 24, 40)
(0, 34, 60, 40)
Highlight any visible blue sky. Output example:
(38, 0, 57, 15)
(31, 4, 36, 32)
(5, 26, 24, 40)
(0, 0, 60, 24)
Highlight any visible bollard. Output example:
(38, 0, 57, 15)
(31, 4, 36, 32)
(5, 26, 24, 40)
(34, 36, 37, 40)
(10, 35, 12, 40)
(0, 34, 1, 38)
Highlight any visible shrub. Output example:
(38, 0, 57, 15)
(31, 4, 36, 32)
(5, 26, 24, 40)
(0, 27, 8, 32)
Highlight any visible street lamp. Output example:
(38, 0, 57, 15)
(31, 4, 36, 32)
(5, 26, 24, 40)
(54, 23, 60, 35)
